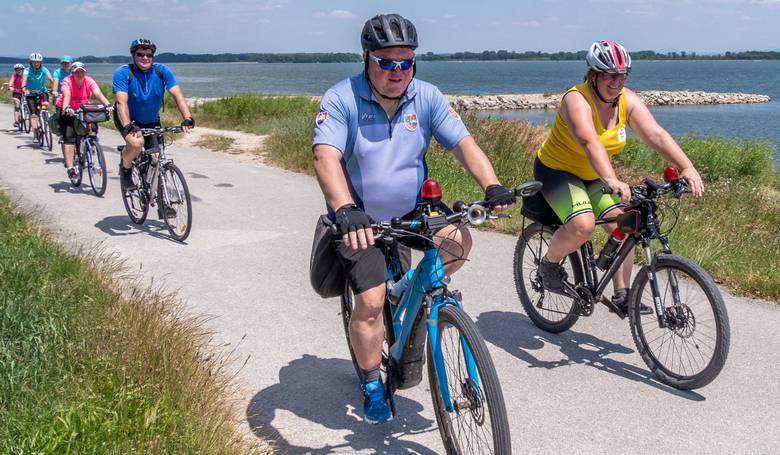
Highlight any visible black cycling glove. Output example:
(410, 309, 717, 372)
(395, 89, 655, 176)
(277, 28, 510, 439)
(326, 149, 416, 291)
(335, 204, 372, 235)
(122, 122, 140, 136)
(484, 184, 516, 207)
(181, 117, 195, 128)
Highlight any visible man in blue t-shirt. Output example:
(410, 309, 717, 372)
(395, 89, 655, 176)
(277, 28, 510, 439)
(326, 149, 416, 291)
(312, 13, 516, 424)
(112, 38, 194, 190)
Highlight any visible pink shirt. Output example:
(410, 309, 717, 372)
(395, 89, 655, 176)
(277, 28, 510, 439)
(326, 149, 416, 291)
(56, 75, 98, 110)
(10, 73, 23, 93)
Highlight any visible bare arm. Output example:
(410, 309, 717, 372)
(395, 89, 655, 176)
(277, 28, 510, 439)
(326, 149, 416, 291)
(560, 91, 631, 202)
(114, 91, 132, 128)
(449, 135, 501, 190)
(168, 85, 192, 119)
(62, 86, 72, 113)
(46, 72, 57, 96)
(624, 89, 703, 196)
(21, 76, 28, 92)
(91, 84, 111, 106)
(313, 144, 374, 249)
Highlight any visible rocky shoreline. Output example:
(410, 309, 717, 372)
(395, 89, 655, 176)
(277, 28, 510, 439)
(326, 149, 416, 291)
(447, 91, 771, 111)
(188, 90, 771, 111)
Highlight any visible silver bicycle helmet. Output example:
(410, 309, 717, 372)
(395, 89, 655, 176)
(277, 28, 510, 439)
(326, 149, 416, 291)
(586, 40, 631, 74)
(29, 52, 43, 62)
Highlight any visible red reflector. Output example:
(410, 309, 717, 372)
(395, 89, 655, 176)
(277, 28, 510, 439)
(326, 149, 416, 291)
(663, 166, 680, 182)
(421, 179, 442, 200)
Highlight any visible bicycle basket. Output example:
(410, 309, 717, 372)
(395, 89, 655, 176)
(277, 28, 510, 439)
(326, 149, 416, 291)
(74, 118, 88, 136)
(79, 104, 110, 123)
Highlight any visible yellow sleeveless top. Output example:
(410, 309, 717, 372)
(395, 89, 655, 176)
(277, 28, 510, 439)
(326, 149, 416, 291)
(537, 82, 627, 181)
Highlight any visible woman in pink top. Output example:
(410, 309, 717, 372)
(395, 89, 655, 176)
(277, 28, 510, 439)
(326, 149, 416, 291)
(57, 62, 111, 181)
(3, 64, 26, 127)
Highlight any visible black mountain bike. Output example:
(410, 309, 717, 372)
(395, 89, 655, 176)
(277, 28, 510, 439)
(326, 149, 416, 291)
(513, 168, 730, 390)
(67, 104, 110, 196)
(119, 126, 193, 242)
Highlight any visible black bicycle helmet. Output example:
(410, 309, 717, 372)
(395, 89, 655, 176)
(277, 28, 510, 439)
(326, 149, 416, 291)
(361, 13, 418, 52)
(130, 38, 157, 54)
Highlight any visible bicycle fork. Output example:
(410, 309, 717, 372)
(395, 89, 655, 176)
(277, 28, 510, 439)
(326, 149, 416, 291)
(427, 291, 481, 413)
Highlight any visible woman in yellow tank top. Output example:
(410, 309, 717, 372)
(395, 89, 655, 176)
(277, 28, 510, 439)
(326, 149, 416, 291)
(534, 40, 705, 313)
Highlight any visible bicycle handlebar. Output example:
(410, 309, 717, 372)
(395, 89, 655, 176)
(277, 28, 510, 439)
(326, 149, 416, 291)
(139, 126, 184, 136)
(602, 177, 690, 204)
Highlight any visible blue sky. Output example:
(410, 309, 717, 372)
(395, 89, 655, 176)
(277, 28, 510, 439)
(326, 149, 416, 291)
(2, 0, 779, 57)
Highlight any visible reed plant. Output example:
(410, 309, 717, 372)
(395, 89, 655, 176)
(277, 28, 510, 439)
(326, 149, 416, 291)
(0, 195, 268, 453)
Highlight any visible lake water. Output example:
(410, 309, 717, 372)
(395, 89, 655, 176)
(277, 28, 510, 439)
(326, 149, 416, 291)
(81, 60, 779, 161)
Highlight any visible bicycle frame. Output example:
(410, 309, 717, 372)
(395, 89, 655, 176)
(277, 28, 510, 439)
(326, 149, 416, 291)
(386, 245, 479, 413)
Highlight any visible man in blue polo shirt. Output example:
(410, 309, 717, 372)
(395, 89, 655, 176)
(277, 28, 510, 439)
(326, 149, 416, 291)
(112, 38, 194, 190)
(312, 13, 516, 424)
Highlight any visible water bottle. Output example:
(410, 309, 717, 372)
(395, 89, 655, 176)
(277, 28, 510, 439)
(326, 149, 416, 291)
(596, 228, 627, 270)
(389, 269, 413, 303)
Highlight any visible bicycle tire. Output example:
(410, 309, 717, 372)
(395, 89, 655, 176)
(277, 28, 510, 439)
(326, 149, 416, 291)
(69, 142, 83, 187)
(121, 163, 149, 224)
(629, 254, 730, 390)
(86, 138, 107, 197)
(22, 106, 30, 133)
(513, 222, 581, 333)
(41, 111, 53, 151)
(157, 163, 192, 242)
(427, 304, 511, 455)
(37, 126, 45, 148)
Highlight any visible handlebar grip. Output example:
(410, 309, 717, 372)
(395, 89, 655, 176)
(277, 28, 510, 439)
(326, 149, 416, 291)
(601, 186, 614, 194)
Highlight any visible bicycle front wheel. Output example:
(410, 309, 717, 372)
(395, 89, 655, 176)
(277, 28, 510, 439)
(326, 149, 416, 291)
(41, 111, 53, 151)
(513, 222, 581, 333)
(629, 254, 730, 390)
(86, 138, 107, 196)
(157, 163, 192, 241)
(427, 304, 511, 455)
(121, 164, 149, 224)
(22, 107, 30, 133)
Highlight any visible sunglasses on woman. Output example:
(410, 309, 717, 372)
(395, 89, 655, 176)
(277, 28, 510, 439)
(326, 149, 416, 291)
(368, 53, 415, 71)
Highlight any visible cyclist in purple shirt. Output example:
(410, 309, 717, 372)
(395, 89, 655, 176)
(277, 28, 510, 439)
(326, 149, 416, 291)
(312, 13, 515, 424)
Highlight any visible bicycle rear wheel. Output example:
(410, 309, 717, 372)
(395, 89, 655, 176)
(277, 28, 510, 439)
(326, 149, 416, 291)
(121, 164, 149, 224)
(427, 304, 511, 455)
(86, 137, 107, 196)
(513, 222, 581, 333)
(157, 163, 192, 241)
(629, 254, 730, 390)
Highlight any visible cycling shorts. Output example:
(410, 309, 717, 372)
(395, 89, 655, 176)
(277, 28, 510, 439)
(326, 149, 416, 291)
(25, 92, 48, 116)
(113, 111, 160, 149)
(534, 158, 623, 224)
(57, 109, 77, 144)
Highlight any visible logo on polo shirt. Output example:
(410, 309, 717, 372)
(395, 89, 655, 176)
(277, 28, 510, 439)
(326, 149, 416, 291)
(404, 113, 418, 132)
(316, 111, 328, 125)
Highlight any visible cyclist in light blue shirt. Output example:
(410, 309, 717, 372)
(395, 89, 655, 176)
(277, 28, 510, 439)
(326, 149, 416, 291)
(22, 52, 56, 141)
(52, 56, 73, 93)
(312, 13, 515, 424)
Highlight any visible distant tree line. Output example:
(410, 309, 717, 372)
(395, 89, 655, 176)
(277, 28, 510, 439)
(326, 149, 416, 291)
(2, 50, 778, 65)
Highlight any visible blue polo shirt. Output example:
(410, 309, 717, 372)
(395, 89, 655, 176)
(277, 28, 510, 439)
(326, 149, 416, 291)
(313, 73, 469, 222)
(111, 63, 177, 124)
(23, 66, 50, 92)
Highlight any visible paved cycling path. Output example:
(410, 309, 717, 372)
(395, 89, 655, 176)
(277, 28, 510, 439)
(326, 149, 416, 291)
(1, 103, 778, 454)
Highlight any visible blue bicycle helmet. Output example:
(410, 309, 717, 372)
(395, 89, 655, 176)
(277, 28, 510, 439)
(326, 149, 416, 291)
(130, 38, 157, 54)
(60, 55, 73, 63)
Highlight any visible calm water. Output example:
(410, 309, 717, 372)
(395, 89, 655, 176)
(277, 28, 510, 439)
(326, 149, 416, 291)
(82, 60, 779, 161)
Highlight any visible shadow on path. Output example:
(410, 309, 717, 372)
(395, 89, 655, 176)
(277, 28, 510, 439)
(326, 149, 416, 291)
(476, 311, 704, 401)
(95, 214, 181, 243)
(247, 354, 439, 454)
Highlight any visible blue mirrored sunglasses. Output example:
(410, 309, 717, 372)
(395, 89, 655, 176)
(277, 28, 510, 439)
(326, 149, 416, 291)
(369, 53, 415, 71)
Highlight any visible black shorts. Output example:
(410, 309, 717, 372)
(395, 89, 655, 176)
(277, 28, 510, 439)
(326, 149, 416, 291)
(113, 110, 160, 148)
(25, 93, 48, 115)
(58, 109, 77, 144)
(335, 201, 451, 295)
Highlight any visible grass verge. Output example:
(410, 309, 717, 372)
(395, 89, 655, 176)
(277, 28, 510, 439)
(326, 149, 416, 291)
(0, 193, 268, 453)
(196, 134, 237, 153)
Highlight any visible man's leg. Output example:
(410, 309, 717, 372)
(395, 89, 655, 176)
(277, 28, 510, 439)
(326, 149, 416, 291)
(434, 224, 472, 276)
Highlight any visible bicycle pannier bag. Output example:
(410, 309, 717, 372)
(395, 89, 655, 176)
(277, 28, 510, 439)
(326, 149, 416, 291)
(79, 104, 110, 123)
(310, 215, 346, 298)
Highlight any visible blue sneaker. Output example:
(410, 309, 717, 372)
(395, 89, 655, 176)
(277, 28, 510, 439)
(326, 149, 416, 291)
(361, 379, 392, 424)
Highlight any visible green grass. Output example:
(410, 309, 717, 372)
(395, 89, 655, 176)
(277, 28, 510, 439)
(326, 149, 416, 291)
(192, 93, 319, 135)
(0, 194, 266, 453)
(196, 134, 237, 153)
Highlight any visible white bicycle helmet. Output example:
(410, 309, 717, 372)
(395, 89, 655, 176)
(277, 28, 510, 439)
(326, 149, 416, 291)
(14, 63, 25, 70)
(29, 52, 43, 62)
(586, 40, 631, 74)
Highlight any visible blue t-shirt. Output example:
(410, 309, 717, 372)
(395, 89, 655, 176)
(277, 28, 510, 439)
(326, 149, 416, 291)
(111, 63, 178, 124)
(52, 68, 69, 92)
(23, 66, 50, 92)
(313, 73, 469, 222)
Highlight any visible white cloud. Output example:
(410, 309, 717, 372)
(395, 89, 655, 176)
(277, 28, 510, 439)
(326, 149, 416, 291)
(15, 2, 47, 14)
(512, 20, 541, 27)
(750, 0, 780, 4)
(314, 10, 355, 19)
(65, 0, 121, 17)
(624, 9, 659, 16)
